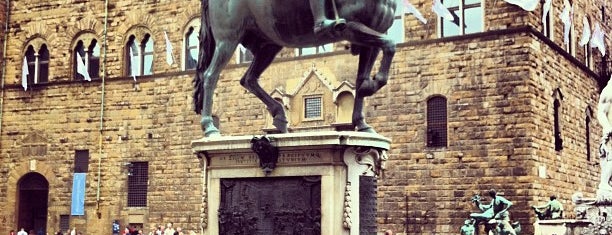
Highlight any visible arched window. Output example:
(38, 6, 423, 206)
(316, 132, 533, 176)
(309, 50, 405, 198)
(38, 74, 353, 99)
(583, 17, 593, 68)
(23, 43, 49, 86)
(143, 35, 154, 75)
(439, 0, 483, 37)
(126, 34, 154, 77)
(25, 46, 36, 84)
(586, 107, 593, 161)
(553, 89, 563, 151)
(38, 45, 49, 83)
(184, 26, 199, 70)
(88, 40, 101, 78)
(542, 0, 554, 39)
(563, 0, 575, 56)
(427, 96, 447, 147)
(73, 39, 100, 80)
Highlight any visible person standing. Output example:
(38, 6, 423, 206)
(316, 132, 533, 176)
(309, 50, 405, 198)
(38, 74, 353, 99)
(112, 220, 120, 235)
(17, 229, 27, 235)
(163, 223, 174, 235)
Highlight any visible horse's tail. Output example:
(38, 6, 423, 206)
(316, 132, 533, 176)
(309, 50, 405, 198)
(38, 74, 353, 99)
(193, 0, 215, 114)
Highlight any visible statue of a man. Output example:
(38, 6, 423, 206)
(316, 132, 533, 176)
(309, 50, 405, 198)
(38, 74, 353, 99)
(309, 0, 346, 34)
(460, 219, 475, 235)
(597, 75, 612, 193)
(531, 195, 563, 220)
(470, 189, 517, 235)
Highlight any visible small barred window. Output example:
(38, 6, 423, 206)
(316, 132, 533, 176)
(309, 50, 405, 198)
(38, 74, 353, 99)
(127, 162, 148, 207)
(304, 97, 322, 119)
(427, 96, 447, 147)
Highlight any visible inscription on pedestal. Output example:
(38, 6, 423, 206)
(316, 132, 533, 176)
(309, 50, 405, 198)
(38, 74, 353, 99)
(360, 176, 377, 235)
(213, 151, 328, 167)
(219, 176, 321, 235)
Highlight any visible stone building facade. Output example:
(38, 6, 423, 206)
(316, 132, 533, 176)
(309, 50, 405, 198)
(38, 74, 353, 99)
(0, 0, 610, 234)
(0, 0, 6, 64)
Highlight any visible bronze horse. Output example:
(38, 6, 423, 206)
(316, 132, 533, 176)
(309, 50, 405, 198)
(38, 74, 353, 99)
(194, 0, 398, 136)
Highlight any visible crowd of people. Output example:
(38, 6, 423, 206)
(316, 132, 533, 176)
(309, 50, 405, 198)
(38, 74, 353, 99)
(9, 222, 198, 235)
(123, 222, 196, 235)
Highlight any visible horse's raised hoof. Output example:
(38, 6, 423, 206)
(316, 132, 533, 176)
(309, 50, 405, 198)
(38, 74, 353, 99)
(273, 117, 289, 133)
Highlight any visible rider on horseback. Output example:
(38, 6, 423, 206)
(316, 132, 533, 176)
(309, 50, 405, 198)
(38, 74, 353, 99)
(309, 0, 347, 35)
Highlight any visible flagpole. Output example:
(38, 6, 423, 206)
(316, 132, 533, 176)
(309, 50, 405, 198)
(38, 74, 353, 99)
(0, 0, 10, 150)
(96, 0, 109, 213)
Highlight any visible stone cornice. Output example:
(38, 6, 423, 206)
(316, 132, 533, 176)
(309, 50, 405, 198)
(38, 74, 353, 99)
(191, 131, 391, 154)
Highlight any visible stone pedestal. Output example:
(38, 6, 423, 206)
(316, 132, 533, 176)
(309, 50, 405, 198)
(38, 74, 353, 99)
(533, 219, 591, 235)
(191, 131, 390, 235)
(567, 193, 612, 234)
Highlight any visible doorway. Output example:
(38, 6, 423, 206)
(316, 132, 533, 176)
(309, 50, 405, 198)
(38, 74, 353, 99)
(17, 172, 49, 233)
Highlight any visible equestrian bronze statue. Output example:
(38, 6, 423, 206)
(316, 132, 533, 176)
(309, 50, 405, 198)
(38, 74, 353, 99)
(194, 0, 398, 136)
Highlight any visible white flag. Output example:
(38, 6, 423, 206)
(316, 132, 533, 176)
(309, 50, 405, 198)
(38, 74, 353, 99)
(590, 22, 606, 56)
(404, 0, 427, 24)
(579, 16, 591, 46)
(542, 0, 552, 32)
(130, 41, 140, 81)
(432, 0, 453, 22)
(164, 31, 174, 66)
(504, 0, 538, 11)
(76, 53, 91, 81)
(21, 57, 28, 91)
(560, 0, 572, 45)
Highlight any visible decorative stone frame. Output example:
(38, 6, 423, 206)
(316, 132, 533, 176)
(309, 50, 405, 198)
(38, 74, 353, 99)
(5, 160, 58, 233)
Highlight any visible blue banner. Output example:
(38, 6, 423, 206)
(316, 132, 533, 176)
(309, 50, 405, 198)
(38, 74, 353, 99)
(71, 173, 86, 215)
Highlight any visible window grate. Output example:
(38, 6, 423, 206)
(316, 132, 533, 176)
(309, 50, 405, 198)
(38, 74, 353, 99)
(304, 97, 322, 119)
(127, 162, 148, 207)
(74, 150, 89, 173)
(427, 96, 447, 147)
(59, 215, 70, 232)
